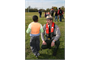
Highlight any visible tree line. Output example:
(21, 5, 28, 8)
(25, 6, 65, 12)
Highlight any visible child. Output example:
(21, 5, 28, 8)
(26, 15, 43, 57)
(54, 11, 58, 22)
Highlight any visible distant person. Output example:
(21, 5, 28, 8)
(46, 12, 50, 16)
(54, 11, 58, 22)
(58, 8, 63, 22)
(41, 15, 60, 56)
(26, 15, 43, 57)
(38, 10, 42, 18)
(50, 8, 54, 17)
(45, 12, 50, 17)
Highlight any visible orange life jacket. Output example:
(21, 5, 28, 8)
(46, 22, 55, 34)
(31, 22, 40, 34)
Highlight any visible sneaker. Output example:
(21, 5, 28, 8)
(34, 53, 37, 56)
(35, 55, 38, 58)
(37, 53, 40, 56)
(35, 53, 40, 58)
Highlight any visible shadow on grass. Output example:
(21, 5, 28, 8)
(38, 48, 65, 59)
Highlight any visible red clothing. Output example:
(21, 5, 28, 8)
(46, 22, 55, 34)
(58, 9, 63, 16)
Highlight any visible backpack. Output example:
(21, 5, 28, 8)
(59, 10, 62, 14)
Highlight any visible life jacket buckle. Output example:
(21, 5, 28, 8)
(48, 38, 50, 40)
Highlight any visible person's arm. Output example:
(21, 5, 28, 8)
(57, 10, 59, 15)
(26, 24, 31, 33)
(41, 24, 46, 41)
(51, 25, 60, 47)
(40, 24, 44, 33)
(53, 25, 61, 41)
(41, 24, 47, 45)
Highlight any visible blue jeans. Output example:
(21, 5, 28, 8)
(39, 14, 41, 18)
(54, 16, 58, 22)
(59, 15, 62, 22)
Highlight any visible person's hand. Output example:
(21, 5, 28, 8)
(42, 41, 47, 45)
(51, 41, 55, 47)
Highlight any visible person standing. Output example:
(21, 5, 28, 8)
(41, 15, 60, 56)
(26, 15, 43, 57)
(38, 10, 42, 18)
(58, 8, 63, 22)
(54, 11, 58, 22)
(50, 8, 54, 17)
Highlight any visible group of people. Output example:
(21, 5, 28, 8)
(26, 15, 61, 58)
(38, 8, 64, 22)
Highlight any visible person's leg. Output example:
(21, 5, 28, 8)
(54, 16, 56, 22)
(30, 36, 38, 56)
(35, 36, 40, 52)
(35, 36, 40, 57)
(61, 15, 62, 21)
(60, 15, 62, 22)
(52, 13, 53, 17)
(52, 40, 60, 56)
(51, 13, 53, 17)
(56, 16, 58, 22)
(40, 14, 41, 18)
(41, 14, 42, 17)
(62, 14, 63, 19)
(59, 15, 60, 22)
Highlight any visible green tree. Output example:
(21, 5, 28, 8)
(52, 6, 58, 11)
(60, 6, 65, 12)
(46, 8, 50, 12)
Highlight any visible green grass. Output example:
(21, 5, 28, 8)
(25, 12, 65, 59)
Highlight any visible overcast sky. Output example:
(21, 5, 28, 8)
(25, 0, 65, 10)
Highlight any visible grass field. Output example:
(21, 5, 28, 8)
(25, 12, 65, 59)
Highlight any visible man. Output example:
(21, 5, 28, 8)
(41, 15, 60, 56)
(50, 8, 54, 17)
(58, 8, 63, 22)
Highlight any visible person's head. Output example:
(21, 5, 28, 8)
(51, 8, 53, 10)
(48, 12, 50, 14)
(46, 15, 53, 25)
(32, 15, 38, 22)
(59, 8, 60, 10)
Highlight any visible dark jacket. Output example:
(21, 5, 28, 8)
(55, 12, 58, 16)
